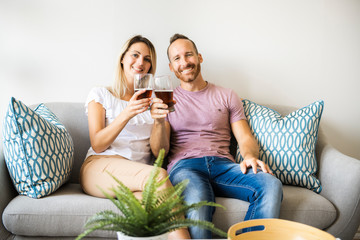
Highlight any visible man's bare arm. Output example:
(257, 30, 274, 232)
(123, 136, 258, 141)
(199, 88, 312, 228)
(231, 120, 272, 174)
(150, 98, 171, 157)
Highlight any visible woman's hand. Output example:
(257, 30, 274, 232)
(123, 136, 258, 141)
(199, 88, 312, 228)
(122, 89, 152, 120)
(88, 90, 151, 153)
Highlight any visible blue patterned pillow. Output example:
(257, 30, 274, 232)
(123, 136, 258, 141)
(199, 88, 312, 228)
(236, 100, 324, 193)
(2, 97, 74, 198)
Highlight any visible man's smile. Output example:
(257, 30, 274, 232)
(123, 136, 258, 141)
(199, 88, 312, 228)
(180, 64, 195, 74)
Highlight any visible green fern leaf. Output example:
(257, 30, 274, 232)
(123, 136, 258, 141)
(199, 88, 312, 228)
(141, 149, 165, 212)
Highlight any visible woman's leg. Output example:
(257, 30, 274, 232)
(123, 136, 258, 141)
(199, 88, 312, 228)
(80, 155, 172, 197)
(80, 155, 190, 239)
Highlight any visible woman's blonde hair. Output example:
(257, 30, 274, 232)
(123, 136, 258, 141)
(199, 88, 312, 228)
(109, 35, 157, 98)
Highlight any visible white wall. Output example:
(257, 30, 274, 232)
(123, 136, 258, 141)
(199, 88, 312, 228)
(1, 0, 359, 160)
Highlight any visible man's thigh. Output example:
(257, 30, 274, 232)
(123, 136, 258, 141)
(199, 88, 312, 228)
(210, 159, 277, 201)
(169, 158, 215, 203)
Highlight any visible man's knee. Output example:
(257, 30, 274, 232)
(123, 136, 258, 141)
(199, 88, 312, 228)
(268, 176, 283, 193)
(262, 175, 283, 201)
(249, 174, 283, 199)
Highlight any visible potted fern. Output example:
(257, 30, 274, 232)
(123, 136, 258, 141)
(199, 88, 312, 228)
(76, 149, 227, 240)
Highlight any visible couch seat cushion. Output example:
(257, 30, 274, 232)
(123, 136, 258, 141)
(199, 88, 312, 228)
(213, 185, 336, 231)
(3, 184, 336, 237)
(3, 183, 117, 238)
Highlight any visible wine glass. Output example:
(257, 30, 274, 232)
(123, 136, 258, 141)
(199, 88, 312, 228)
(154, 75, 175, 112)
(134, 73, 154, 99)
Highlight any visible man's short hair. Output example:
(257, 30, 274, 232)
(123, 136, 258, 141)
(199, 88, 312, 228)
(167, 33, 198, 61)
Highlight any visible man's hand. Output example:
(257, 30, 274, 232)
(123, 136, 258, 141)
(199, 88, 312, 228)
(240, 157, 273, 175)
(150, 98, 170, 120)
(150, 98, 177, 120)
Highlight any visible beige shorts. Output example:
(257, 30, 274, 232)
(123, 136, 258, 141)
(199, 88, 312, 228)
(79, 155, 171, 198)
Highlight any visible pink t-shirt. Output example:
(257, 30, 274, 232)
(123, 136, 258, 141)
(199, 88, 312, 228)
(166, 82, 246, 171)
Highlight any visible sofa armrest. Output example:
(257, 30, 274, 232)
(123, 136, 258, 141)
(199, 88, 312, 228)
(0, 142, 17, 239)
(318, 144, 360, 240)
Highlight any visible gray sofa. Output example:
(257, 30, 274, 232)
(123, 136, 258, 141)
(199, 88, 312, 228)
(1, 102, 360, 240)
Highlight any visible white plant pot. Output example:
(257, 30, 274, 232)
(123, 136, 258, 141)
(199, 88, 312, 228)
(117, 232, 169, 240)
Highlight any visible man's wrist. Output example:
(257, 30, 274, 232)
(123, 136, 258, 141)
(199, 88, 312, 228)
(154, 118, 166, 125)
(243, 154, 259, 161)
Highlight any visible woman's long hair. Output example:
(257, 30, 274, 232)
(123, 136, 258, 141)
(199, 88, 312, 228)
(109, 35, 157, 98)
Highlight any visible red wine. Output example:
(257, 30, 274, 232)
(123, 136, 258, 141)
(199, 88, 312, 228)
(155, 90, 174, 109)
(135, 89, 153, 99)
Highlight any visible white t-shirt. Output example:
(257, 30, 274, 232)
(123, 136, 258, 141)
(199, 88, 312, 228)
(84, 87, 154, 164)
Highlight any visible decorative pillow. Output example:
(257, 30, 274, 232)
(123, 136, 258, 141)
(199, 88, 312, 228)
(236, 99, 324, 193)
(2, 97, 74, 198)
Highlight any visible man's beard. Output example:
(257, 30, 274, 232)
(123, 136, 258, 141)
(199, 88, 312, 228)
(175, 63, 201, 82)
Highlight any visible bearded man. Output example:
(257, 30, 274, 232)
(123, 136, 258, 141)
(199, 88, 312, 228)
(150, 34, 283, 239)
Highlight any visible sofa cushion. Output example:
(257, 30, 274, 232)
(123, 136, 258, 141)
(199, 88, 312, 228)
(213, 185, 336, 232)
(2, 98, 74, 198)
(236, 100, 324, 193)
(3, 184, 118, 238)
(278, 186, 336, 229)
(2, 184, 336, 238)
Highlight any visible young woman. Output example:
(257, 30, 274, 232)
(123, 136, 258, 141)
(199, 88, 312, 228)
(80, 35, 190, 239)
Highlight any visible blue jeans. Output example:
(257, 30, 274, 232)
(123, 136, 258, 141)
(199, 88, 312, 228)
(169, 156, 283, 239)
